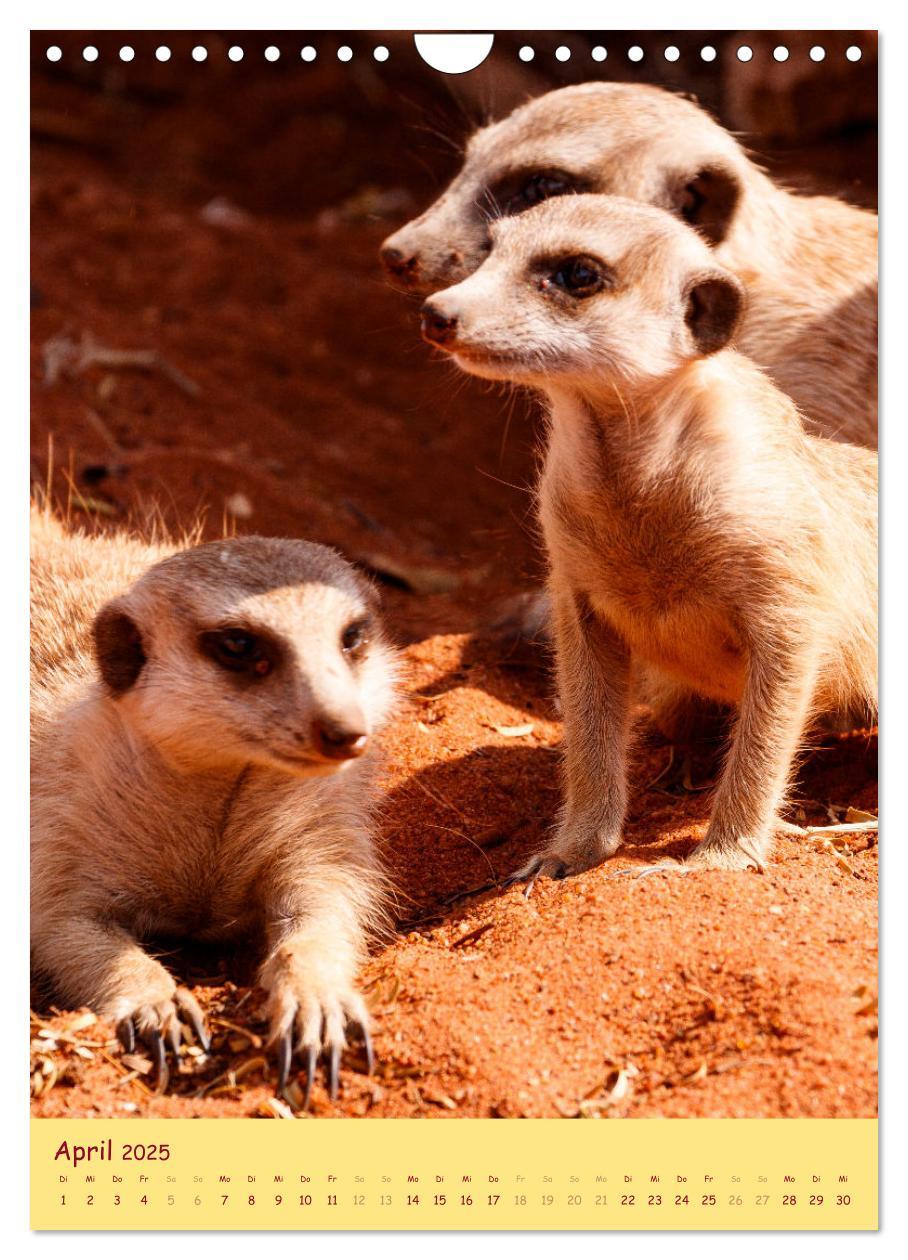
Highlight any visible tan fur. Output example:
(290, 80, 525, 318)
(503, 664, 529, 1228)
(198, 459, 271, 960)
(383, 82, 877, 449)
(31, 509, 397, 1064)
(422, 196, 877, 873)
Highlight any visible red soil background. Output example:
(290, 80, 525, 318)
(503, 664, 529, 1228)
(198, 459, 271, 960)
(30, 31, 878, 1119)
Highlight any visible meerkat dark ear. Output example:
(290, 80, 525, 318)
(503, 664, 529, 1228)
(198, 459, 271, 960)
(671, 163, 742, 247)
(683, 271, 744, 356)
(93, 601, 147, 695)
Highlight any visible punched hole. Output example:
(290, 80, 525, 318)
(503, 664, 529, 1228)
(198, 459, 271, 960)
(413, 34, 493, 73)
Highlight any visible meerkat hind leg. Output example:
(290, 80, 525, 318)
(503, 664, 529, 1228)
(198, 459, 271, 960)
(490, 589, 553, 643)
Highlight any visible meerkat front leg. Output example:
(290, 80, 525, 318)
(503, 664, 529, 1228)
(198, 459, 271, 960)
(511, 585, 632, 884)
(259, 858, 376, 1106)
(30, 907, 209, 1076)
(686, 629, 820, 871)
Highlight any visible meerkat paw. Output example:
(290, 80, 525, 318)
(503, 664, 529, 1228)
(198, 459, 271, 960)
(506, 827, 621, 894)
(683, 835, 767, 872)
(490, 589, 552, 642)
(261, 952, 373, 1108)
(608, 857, 687, 880)
(114, 984, 210, 1085)
(608, 835, 767, 880)
(505, 851, 571, 893)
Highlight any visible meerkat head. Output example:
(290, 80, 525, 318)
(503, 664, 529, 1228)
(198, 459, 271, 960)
(380, 82, 747, 295)
(91, 537, 396, 778)
(419, 194, 744, 391)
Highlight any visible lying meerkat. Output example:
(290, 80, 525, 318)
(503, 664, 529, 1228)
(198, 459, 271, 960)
(384, 81, 877, 449)
(420, 195, 877, 876)
(31, 512, 397, 1102)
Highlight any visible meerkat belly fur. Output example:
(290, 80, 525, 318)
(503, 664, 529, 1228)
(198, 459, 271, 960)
(420, 195, 877, 875)
(383, 81, 877, 450)
(31, 511, 397, 1097)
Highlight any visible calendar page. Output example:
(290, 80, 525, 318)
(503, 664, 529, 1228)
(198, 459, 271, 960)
(29, 26, 879, 1233)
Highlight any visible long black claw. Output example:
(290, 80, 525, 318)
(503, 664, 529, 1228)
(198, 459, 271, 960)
(302, 1044, 317, 1111)
(150, 1030, 168, 1088)
(328, 1044, 341, 1101)
(276, 1033, 292, 1094)
(187, 1008, 210, 1053)
(504, 861, 540, 893)
(508, 861, 539, 889)
(362, 1025, 375, 1076)
(117, 1018, 136, 1054)
(348, 1020, 375, 1075)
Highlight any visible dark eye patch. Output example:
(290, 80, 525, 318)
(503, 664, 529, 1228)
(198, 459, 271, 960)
(198, 626, 282, 678)
(485, 169, 584, 219)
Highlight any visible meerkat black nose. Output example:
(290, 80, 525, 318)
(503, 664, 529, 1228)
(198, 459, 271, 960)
(381, 244, 420, 282)
(311, 718, 369, 761)
(420, 301, 459, 347)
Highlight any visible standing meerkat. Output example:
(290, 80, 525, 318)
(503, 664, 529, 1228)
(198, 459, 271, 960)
(383, 81, 877, 449)
(419, 195, 877, 876)
(31, 513, 397, 1102)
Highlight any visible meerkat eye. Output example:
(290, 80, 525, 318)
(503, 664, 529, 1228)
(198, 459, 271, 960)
(199, 628, 273, 677)
(509, 173, 570, 214)
(549, 256, 608, 298)
(341, 618, 371, 661)
(492, 171, 574, 218)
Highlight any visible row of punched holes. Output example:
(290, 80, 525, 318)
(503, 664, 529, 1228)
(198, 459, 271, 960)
(45, 42, 865, 65)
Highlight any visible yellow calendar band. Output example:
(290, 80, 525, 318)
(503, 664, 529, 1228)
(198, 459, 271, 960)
(31, 1117, 877, 1231)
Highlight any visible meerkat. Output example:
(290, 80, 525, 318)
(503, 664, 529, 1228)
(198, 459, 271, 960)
(31, 512, 397, 1102)
(383, 81, 877, 450)
(419, 195, 877, 877)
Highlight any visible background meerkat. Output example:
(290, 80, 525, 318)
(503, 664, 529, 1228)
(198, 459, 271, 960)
(419, 194, 877, 877)
(383, 81, 877, 450)
(31, 511, 397, 1103)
